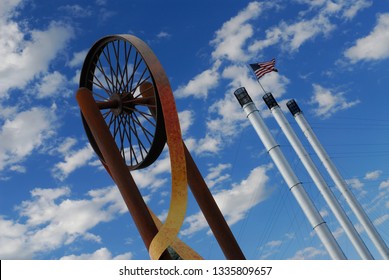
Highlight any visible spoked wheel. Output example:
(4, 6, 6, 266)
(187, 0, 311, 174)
(79, 35, 167, 170)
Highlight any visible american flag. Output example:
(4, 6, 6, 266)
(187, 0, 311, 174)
(249, 58, 278, 79)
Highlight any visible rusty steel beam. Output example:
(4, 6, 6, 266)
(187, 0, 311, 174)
(184, 144, 246, 260)
(76, 87, 172, 260)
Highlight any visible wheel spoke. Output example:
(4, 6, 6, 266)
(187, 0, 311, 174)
(131, 69, 150, 99)
(82, 36, 165, 169)
(118, 114, 127, 163)
(132, 112, 153, 145)
(89, 73, 111, 96)
(123, 105, 156, 126)
(129, 113, 148, 161)
(123, 114, 137, 166)
(124, 52, 143, 95)
(94, 58, 115, 94)
(103, 44, 118, 93)
(123, 43, 132, 93)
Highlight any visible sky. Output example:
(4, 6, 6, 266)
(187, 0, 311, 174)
(0, 0, 389, 260)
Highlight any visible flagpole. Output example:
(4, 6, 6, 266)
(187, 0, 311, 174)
(256, 79, 267, 94)
(246, 64, 268, 94)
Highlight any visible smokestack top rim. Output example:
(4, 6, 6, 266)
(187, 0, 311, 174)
(234, 87, 253, 107)
(286, 99, 302, 116)
(262, 92, 279, 110)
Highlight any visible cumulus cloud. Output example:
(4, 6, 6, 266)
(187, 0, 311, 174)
(60, 247, 133, 260)
(250, 14, 335, 53)
(0, 107, 56, 171)
(52, 142, 95, 181)
(181, 165, 272, 236)
(175, 61, 221, 99)
(33, 71, 72, 99)
(295, 0, 371, 19)
(211, 1, 263, 62)
(58, 4, 93, 18)
(156, 31, 171, 39)
(346, 178, 366, 197)
(290, 246, 327, 260)
(364, 170, 382, 180)
(345, 13, 389, 63)
(0, 185, 127, 259)
(131, 150, 171, 192)
(250, 0, 371, 54)
(205, 163, 232, 189)
(310, 84, 360, 118)
(189, 64, 289, 156)
(379, 178, 389, 191)
(178, 110, 194, 136)
(0, 19, 74, 97)
(68, 49, 88, 68)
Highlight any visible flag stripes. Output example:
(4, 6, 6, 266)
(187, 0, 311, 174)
(249, 59, 278, 79)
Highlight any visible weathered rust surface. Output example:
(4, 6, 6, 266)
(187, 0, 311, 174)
(77, 87, 172, 260)
(77, 34, 245, 260)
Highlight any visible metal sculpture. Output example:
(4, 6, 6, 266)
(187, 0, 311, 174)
(76, 34, 245, 260)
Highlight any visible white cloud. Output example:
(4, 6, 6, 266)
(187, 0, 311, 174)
(60, 247, 133, 260)
(193, 134, 223, 155)
(345, 13, 389, 63)
(57, 137, 77, 155)
(310, 84, 360, 118)
(0, 185, 127, 259)
(250, 0, 371, 54)
(190, 64, 289, 156)
(178, 110, 194, 136)
(131, 149, 171, 191)
(52, 143, 95, 181)
(0, 18, 74, 97)
(0, 0, 24, 18)
(290, 246, 327, 259)
(364, 170, 382, 180)
(156, 31, 171, 39)
(346, 178, 364, 191)
(294, 0, 371, 19)
(249, 14, 335, 53)
(379, 178, 389, 191)
(9, 165, 26, 173)
(374, 214, 389, 227)
(181, 165, 272, 235)
(265, 240, 282, 248)
(0, 107, 56, 171)
(342, 0, 372, 20)
(33, 71, 72, 99)
(68, 49, 88, 68)
(211, 1, 263, 62)
(205, 163, 232, 189)
(175, 61, 220, 99)
(58, 5, 93, 18)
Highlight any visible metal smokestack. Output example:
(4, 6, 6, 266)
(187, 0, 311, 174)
(287, 99, 389, 260)
(263, 93, 373, 260)
(234, 87, 346, 260)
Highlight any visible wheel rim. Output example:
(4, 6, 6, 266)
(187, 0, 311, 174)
(79, 35, 166, 170)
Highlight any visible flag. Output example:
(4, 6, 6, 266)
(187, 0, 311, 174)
(249, 58, 278, 79)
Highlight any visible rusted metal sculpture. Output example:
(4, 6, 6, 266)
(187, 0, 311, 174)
(76, 34, 245, 260)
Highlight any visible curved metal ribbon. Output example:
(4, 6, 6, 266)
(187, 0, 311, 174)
(125, 35, 190, 260)
(140, 81, 202, 259)
(149, 207, 203, 260)
(79, 34, 201, 260)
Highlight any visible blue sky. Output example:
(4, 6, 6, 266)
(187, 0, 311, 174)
(0, 0, 389, 260)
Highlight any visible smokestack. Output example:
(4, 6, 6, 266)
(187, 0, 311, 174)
(287, 99, 389, 260)
(234, 87, 346, 260)
(263, 93, 373, 259)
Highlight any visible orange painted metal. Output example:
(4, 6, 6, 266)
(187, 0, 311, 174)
(184, 144, 246, 259)
(77, 34, 245, 260)
(76, 87, 172, 260)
